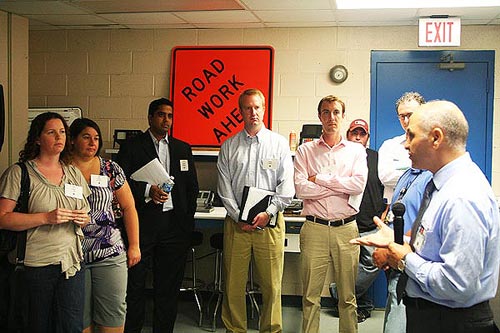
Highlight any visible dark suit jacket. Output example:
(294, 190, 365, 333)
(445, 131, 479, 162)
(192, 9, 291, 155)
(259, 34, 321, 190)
(356, 148, 386, 233)
(116, 131, 199, 235)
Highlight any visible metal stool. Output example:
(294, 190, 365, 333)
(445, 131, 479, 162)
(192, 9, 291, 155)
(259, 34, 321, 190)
(180, 230, 204, 326)
(206, 232, 260, 332)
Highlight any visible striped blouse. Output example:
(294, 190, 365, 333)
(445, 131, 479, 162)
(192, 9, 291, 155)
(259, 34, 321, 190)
(82, 157, 126, 263)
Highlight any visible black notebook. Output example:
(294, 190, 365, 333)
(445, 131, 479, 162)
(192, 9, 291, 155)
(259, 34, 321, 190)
(239, 186, 277, 227)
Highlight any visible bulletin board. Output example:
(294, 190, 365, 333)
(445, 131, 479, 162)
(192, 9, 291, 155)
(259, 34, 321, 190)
(169, 46, 274, 148)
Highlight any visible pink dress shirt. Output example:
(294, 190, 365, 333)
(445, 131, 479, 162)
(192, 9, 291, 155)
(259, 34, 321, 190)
(294, 136, 368, 220)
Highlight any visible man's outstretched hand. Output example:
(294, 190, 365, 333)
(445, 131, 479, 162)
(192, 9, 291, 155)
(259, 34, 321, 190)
(350, 216, 394, 248)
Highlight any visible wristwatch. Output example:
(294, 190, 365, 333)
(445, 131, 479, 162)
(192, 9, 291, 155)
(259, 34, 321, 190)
(265, 210, 274, 221)
(397, 257, 406, 272)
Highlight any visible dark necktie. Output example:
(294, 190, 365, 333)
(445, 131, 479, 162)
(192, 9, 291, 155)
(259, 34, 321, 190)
(396, 179, 436, 303)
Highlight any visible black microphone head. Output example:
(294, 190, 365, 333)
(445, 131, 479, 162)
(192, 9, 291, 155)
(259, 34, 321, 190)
(392, 202, 406, 216)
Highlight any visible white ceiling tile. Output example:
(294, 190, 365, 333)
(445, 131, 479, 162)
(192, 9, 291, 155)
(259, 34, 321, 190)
(25, 14, 116, 26)
(193, 22, 265, 28)
(76, 0, 243, 13)
(0, 1, 88, 15)
(418, 7, 500, 19)
(123, 24, 196, 29)
(336, 20, 418, 26)
(255, 10, 336, 22)
(265, 21, 338, 27)
(337, 9, 419, 22)
(0, 0, 497, 30)
(100, 12, 186, 25)
(461, 18, 497, 25)
(241, 0, 332, 10)
(175, 10, 259, 24)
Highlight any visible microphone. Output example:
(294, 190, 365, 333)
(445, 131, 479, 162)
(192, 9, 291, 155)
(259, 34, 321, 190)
(392, 202, 406, 245)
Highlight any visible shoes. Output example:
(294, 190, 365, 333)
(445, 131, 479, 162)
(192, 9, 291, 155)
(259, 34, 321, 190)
(357, 309, 371, 323)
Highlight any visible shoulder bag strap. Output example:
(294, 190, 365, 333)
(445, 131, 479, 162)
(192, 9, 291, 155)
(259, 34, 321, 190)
(15, 162, 30, 269)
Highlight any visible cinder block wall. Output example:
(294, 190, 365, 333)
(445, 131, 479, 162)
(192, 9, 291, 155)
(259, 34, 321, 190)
(28, 25, 500, 190)
(28, 26, 500, 301)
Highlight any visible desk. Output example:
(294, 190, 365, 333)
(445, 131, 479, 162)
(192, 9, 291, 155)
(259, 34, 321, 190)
(194, 207, 305, 253)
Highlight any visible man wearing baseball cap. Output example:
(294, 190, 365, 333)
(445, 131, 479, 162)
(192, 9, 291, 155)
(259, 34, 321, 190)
(330, 118, 387, 322)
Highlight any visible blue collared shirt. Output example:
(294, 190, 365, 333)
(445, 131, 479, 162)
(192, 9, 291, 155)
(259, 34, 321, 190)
(217, 127, 295, 222)
(405, 153, 500, 307)
(391, 168, 433, 234)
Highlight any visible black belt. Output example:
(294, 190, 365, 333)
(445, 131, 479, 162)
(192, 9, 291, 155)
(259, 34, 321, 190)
(403, 296, 490, 311)
(306, 215, 356, 227)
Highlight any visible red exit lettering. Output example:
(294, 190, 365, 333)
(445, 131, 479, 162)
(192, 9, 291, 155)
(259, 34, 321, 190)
(426, 21, 454, 43)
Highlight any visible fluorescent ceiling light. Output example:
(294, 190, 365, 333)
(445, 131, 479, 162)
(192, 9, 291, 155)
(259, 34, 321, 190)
(336, 0, 500, 9)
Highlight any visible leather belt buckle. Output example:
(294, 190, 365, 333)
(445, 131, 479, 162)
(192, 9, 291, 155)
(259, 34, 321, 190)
(306, 215, 355, 227)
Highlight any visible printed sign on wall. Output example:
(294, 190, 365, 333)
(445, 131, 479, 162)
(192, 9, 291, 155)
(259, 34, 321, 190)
(170, 46, 274, 148)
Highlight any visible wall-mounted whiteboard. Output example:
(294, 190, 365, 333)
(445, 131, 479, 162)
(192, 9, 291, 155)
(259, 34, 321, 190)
(28, 107, 82, 127)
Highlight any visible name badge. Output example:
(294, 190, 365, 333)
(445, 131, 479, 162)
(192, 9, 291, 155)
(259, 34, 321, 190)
(180, 160, 189, 171)
(262, 158, 278, 170)
(65, 184, 83, 199)
(91, 174, 109, 187)
(413, 225, 426, 251)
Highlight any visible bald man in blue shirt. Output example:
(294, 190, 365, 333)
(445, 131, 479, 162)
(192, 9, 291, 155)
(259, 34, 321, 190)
(352, 100, 500, 333)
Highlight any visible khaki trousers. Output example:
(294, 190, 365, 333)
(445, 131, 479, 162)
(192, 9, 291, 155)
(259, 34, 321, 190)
(300, 220, 360, 333)
(221, 214, 285, 333)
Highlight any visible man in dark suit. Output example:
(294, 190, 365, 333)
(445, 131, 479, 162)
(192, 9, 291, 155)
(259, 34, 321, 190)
(117, 98, 199, 333)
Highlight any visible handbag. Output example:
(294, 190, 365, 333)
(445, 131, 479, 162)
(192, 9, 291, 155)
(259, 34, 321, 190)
(0, 162, 29, 261)
(0, 162, 30, 332)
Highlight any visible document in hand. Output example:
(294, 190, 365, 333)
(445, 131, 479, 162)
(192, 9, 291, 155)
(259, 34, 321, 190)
(239, 186, 277, 227)
(131, 158, 175, 208)
(130, 158, 173, 186)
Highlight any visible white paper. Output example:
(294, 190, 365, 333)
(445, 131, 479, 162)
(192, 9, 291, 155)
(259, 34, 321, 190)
(131, 158, 172, 185)
(241, 187, 276, 223)
(91, 174, 108, 187)
(131, 159, 174, 208)
(65, 184, 83, 199)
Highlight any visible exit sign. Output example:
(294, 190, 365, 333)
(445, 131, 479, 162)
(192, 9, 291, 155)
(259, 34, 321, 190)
(419, 17, 461, 47)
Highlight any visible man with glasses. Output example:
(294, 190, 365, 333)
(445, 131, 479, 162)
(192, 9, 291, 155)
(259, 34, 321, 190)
(352, 101, 499, 333)
(294, 95, 368, 333)
(378, 92, 426, 202)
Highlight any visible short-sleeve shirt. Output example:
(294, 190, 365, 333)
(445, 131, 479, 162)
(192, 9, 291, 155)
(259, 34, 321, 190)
(82, 157, 126, 264)
(0, 160, 91, 278)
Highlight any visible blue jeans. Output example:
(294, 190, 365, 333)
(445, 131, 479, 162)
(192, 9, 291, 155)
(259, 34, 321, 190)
(356, 229, 380, 312)
(23, 264, 85, 333)
(383, 269, 406, 333)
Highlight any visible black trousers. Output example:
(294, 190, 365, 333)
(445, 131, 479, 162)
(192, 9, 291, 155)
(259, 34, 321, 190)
(405, 296, 499, 333)
(124, 210, 191, 333)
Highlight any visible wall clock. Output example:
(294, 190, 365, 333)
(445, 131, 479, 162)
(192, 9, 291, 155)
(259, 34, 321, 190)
(329, 65, 348, 83)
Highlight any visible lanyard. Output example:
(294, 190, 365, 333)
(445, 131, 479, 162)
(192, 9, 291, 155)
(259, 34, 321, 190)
(395, 169, 424, 202)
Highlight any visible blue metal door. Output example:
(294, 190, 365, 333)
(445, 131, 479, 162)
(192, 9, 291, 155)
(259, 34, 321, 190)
(369, 50, 495, 308)
(371, 50, 494, 180)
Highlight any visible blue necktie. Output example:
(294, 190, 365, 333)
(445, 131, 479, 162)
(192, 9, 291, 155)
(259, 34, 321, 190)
(396, 179, 436, 303)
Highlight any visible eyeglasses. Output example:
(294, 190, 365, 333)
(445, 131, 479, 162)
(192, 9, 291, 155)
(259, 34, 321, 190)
(397, 112, 413, 121)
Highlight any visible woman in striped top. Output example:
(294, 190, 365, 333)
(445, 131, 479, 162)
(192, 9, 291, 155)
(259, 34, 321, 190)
(70, 118, 140, 333)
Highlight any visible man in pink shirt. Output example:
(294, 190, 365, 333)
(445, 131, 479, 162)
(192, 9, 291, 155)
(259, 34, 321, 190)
(294, 95, 368, 333)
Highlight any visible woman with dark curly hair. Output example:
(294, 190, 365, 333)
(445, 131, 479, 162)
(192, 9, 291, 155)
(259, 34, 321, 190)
(0, 112, 91, 333)
(69, 117, 140, 333)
